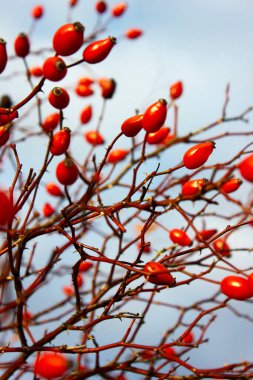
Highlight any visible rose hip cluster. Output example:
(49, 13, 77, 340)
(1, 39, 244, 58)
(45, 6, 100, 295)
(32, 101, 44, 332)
(1, 2, 253, 380)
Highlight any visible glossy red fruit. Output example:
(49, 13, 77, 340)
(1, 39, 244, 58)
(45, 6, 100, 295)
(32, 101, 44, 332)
(221, 178, 242, 193)
(111, 2, 127, 17)
(42, 113, 59, 133)
(220, 276, 253, 300)
(34, 353, 68, 379)
(75, 84, 94, 97)
(96, 1, 107, 13)
(137, 241, 151, 253)
(46, 182, 63, 197)
(247, 273, 253, 291)
(79, 261, 93, 272)
(29, 66, 43, 77)
(169, 229, 192, 247)
(56, 158, 79, 186)
(76, 274, 83, 287)
(31, 5, 44, 19)
(53, 22, 84, 56)
(14, 33, 30, 58)
(0, 126, 10, 146)
(48, 87, 70, 109)
(84, 130, 104, 145)
(142, 99, 167, 133)
(140, 350, 155, 360)
(0, 190, 12, 226)
(43, 203, 55, 217)
(43, 56, 67, 82)
(70, 0, 78, 6)
(78, 77, 94, 86)
(50, 128, 71, 156)
(0, 39, 7, 74)
(63, 285, 74, 296)
(125, 28, 143, 39)
(121, 114, 143, 137)
(160, 346, 177, 360)
(98, 77, 116, 99)
(161, 133, 175, 144)
(107, 149, 128, 163)
(147, 127, 170, 145)
(181, 178, 206, 197)
(170, 81, 183, 100)
(83, 36, 116, 64)
(213, 238, 231, 257)
(182, 331, 194, 344)
(238, 154, 253, 182)
(80, 105, 92, 124)
(144, 261, 175, 286)
(0, 110, 18, 126)
(183, 141, 215, 169)
(196, 228, 217, 242)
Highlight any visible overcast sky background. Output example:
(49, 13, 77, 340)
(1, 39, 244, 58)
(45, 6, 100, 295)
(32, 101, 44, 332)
(1, 0, 253, 378)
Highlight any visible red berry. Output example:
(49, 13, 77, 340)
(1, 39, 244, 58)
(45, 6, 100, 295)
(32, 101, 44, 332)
(31, 5, 44, 19)
(107, 149, 128, 163)
(195, 228, 217, 242)
(160, 346, 177, 360)
(42, 113, 59, 133)
(78, 77, 94, 86)
(76, 274, 83, 287)
(70, 0, 78, 6)
(140, 350, 155, 360)
(181, 178, 206, 197)
(46, 182, 63, 197)
(34, 353, 68, 379)
(221, 178, 242, 193)
(182, 331, 194, 344)
(121, 114, 143, 137)
(50, 128, 71, 156)
(80, 105, 92, 124)
(147, 127, 170, 145)
(220, 276, 253, 300)
(169, 229, 192, 247)
(144, 261, 175, 286)
(29, 66, 43, 77)
(56, 159, 79, 186)
(161, 133, 175, 144)
(238, 154, 253, 182)
(0, 126, 10, 146)
(170, 81, 183, 100)
(79, 261, 93, 272)
(0, 190, 12, 226)
(84, 130, 104, 145)
(247, 273, 253, 291)
(0, 110, 18, 126)
(98, 77, 116, 99)
(14, 33, 30, 58)
(43, 56, 67, 82)
(213, 238, 231, 257)
(137, 241, 151, 253)
(63, 285, 74, 296)
(83, 36, 116, 64)
(43, 203, 55, 217)
(125, 28, 143, 39)
(142, 99, 167, 133)
(183, 141, 215, 170)
(0, 38, 7, 74)
(53, 22, 84, 56)
(96, 1, 107, 13)
(48, 87, 70, 110)
(111, 2, 127, 17)
(75, 84, 94, 97)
